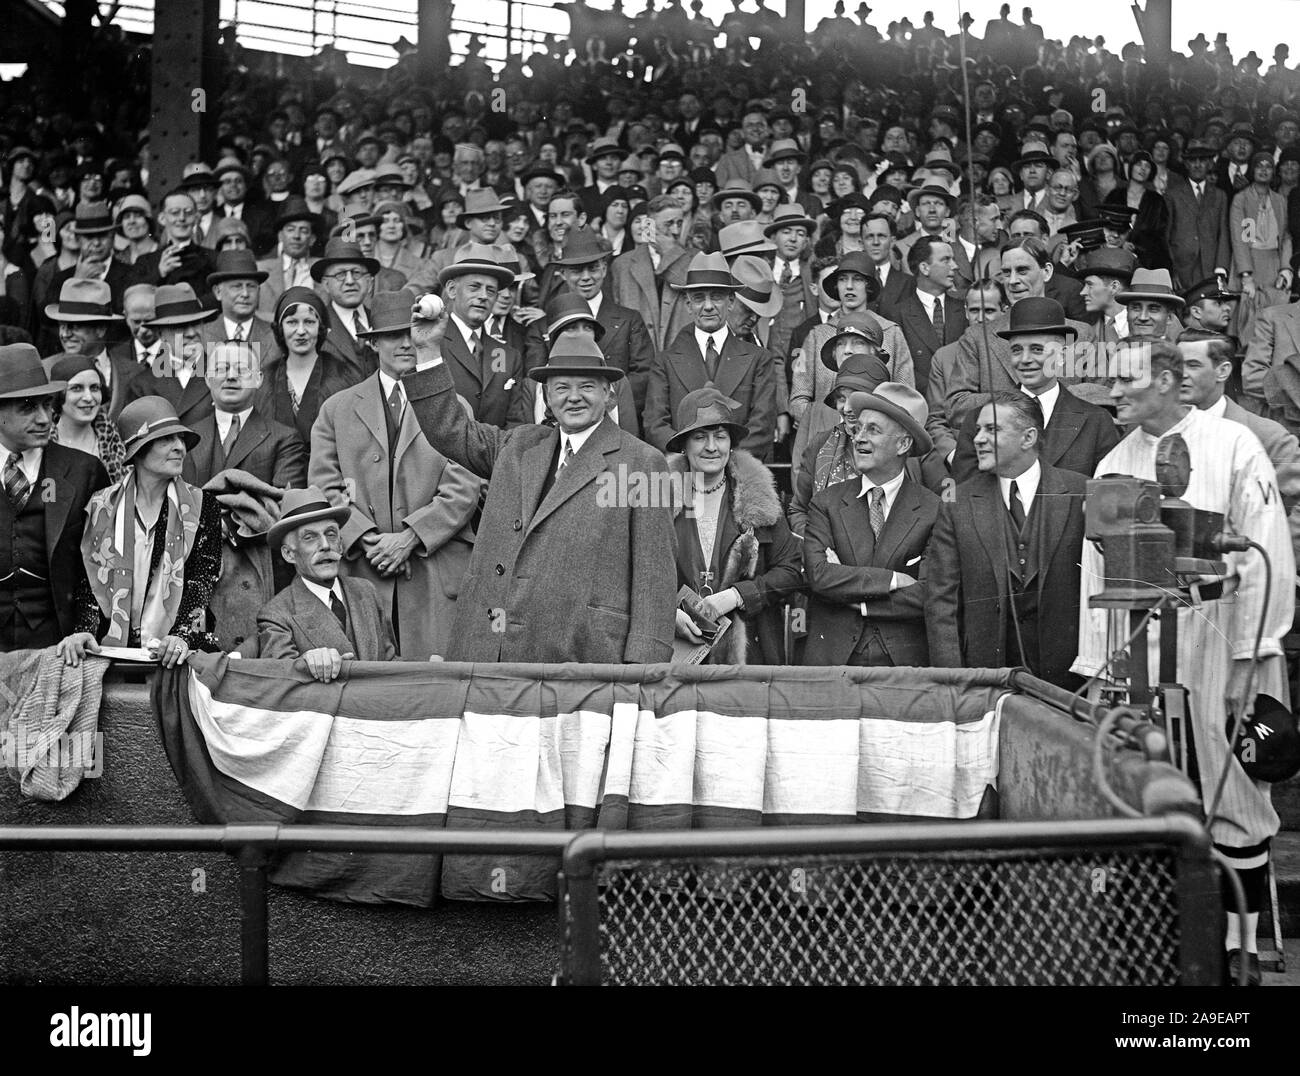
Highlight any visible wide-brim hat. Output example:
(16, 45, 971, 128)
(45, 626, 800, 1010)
(45, 278, 125, 323)
(731, 255, 783, 318)
(718, 220, 776, 259)
(665, 386, 748, 453)
(437, 243, 517, 289)
(310, 237, 381, 281)
(207, 248, 270, 287)
(1117, 268, 1185, 309)
(526, 332, 624, 383)
(710, 181, 763, 213)
(456, 189, 507, 227)
(145, 283, 220, 327)
(763, 139, 805, 167)
(823, 252, 881, 302)
(0, 344, 67, 399)
(906, 182, 958, 211)
(553, 230, 613, 267)
(357, 288, 418, 336)
(846, 383, 932, 456)
(820, 312, 885, 370)
(544, 292, 606, 341)
(763, 204, 817, 236)
(671, 251, 743, 292)
(994, 296, 1078, 340)
(117, 396, 201, 463)
(267, 485, 351, 550)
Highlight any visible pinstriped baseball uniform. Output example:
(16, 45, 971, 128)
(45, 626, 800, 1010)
(1073, 407, 1296, 851)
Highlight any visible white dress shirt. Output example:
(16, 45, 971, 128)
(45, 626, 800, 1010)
(557, 423, 599, 474)
(333, 301, 367, 340)
(915, 288, 944, 324)
(300, 576, 345, 611)
(1204, 395, 1229, 418)
(857, 469, 906, 518)
(586, 291, 604, 320)
(378, 370, 406, 423)
(693, 326, 730, 362)
(215, 406, 254, 445)
(1023, 380, 1060, 428)
(450, 312, 480, 352)
(4, 447, 42, 487)
(223, 316, 255, 342)
(999, 457, 1041, 516)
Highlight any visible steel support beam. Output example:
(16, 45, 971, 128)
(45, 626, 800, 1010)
(418, 0, 453, 83)
(149, 0, 221, 205)
(785, 0, 806, 37)
(1136, 0, 1172, 68)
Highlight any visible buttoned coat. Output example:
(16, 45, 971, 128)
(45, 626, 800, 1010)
(310, 372, 480, 659)
(402, 361, 676, 663)
(1165, 174, 1231, 292)
(441, 316, 524, 428)
(121, 363, 215, 428)
(254, 253, 320, 321)
(877, 285, 969, 393)
(1242, 300, 1300, 416)
(320, 303, 375, 382)
(257, 574, 396, 662)
(609, 243, 693, 351)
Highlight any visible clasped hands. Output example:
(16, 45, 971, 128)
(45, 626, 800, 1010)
(361, 528, 417, 577)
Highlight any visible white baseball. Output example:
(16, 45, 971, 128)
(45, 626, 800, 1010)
(412, 294, 444, 320)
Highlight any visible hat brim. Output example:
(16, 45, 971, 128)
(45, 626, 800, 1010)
(670, 279, 743, 292)
(0, 380, 67, 401)
(710, 191, 763, 212)
(552, 249, 614, 267)
(72, 223, 118, 235)
(208, 269, 270, 287)
(824, 374, 880, 407)
(526, 363, 625, 384)
(763, 215, 817, 236)
(849, 393, 932, 456)
(123, 422, 201, 463)
(310, 254, 382, 281)
(666, 420, 748, 453)
(454, 206, 507, 228)
(994, 322, 1079, 340)
(44, 305, 124, 323)
(1115, 290, 1186, 309)
(820, 333, 882, 370)
(737, 290, 784, 319)
(546, 314, 606, 341)
(266, 503, 351, 550)
(437, 263, 517, 289)
(144, 307, 221, 328)
(823, 270, 881, 302)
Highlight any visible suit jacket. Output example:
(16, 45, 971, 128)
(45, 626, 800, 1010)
(877, 286, 968, 393)
(714, 147, 764, 186)
(1165, 175, 1231, 291)
(402, 360, 676, 664)
(99, 342, 148, 421)
(1220, 397, 1300, 510)
(255, 253, 319, 321)
(768, 257, 818, 368)
(950, 386, 1121, 483)
(121, 364, 214, 427)
(310, 372, 480, 659)
(1044, 271, 1089, 322)
(644, 329, 777, 461)
(610, 244, 693, 351)
(198, 314, 279, 366)
(895, 231, 977, 296)
(0, 444, 110, 642)
(1244, 301, 1300, 410)
(441, 317, 523, 428)
(220, 202, 277, 256)
(130, 244, 219, 299)
(925, 463, 1087, 687)
(321, 303, 375, 382)
(925, 340, 962, 461)
(257, 574, 396, 662)
(802, 475, 940, 666)
(1215, 158, 1254, 198)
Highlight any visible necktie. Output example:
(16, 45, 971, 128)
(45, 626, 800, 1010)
(558, 440, 574, 475)
(1009, 480, 1027, 532)
(931, 297, 944, 338)
(1233, 165, 1248, 190)
(388, 382, 404, 427)
(1193, 182, 1203, 205)
(222, 413, 241, 456)
(779, 260, 793, 286)
(868, 486, 885, 538)
(329, 591, 347, 630)
(352, 310, 366, 339)
(1104, 316, 1117, 345)
(704, 335, 720, 381)
(231, 321, 246, 342)
(4, 453, 30, 511)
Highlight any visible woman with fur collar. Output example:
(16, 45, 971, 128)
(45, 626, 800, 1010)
(667, 386, 804, 664)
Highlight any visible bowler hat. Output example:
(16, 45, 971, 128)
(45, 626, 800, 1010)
(552, 230, 613, 267)
(846, 383, 932, 456)
(1228, 694, 1300, 783)
(0, 344, 67, 399)
(763, 139, 805, 167)
(356, 289, 418, 336)
(526, 332, 624, 384)
(437, 243, 517, 289)
(145, 283, 220, 327)
(207, 248, 270, 287)
(267, 486, 351, 550)
(310, 237, 380, 282)
(824, 347, 890, 406)
(718, 220, 776, 259)
(1117, 268, 1185, 309)
(1077, 246, 1138, 282)
(671, 251, 743, 292)
(994, 296, 1077, 340)
(822, 252, 881, 302)
(710, 180, 763, 213)
(116, 396, 200, 463)
(763, 204, 818, 236)
(45, 278, 125, 323)
(731, 255, 783, 318)
(72, 201, 116, 235)
(544, 292, 606, 341)
(455, 189, 507, 228)
(665, 386, 748, 453)
(820, 311, 885, 370)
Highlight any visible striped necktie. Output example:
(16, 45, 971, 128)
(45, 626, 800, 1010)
(868, 486, 885, 538)
(4, 453, 30, 511)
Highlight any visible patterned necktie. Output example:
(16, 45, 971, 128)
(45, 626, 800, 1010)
(222, 413, 241, 456)
(1193, 182, 1203, 205)
(1009, 480, 1027, 532)
(1104, 316, 1118, 345)
(388, 382, 404, 427)
(329, 591, 347, 630)
(779, 260, 793, 286)
(231, 321, 246, 342)
(931, 296, 944, 338)
(352, 309, 366, 339)
(4, 453, 30, 511)
(704, 335, 720, 381)
(558, 440, 574, 475)
(868, 486, 885, 538)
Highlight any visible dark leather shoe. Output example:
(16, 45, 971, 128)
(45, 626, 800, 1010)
(1225, 949, 1262, 986)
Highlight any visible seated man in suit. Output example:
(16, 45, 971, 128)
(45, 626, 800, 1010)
(121, 283, 218, 428)
(105, 284, 163, 421)
(642, 251, 777, 461)
(257, 486, 396, 680)
(131, 189, 218, 300)
(802, 383, 940, 666)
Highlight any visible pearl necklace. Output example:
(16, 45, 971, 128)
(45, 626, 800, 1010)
(696, 475, 727, 495)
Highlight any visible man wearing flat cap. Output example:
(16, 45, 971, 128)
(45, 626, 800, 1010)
(401, 309, 676, 663)
(802, 383, 940, 667)
(0, 344, 109, 651)
(310, 290, 480, 660)
(257, 486, 396, 680)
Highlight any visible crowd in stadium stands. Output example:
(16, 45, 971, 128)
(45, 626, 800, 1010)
(2, 2, 1300, 980)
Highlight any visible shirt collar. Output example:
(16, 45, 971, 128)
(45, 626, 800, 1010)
(999, 457, 1041, 511)
(857, 468, 907, 515)
(223, 315, 254, 338)
(4, 446, 43, 484)
(1023, 380, 1060, 426)
(586, 291, 604, 319)
(560, 422, 600, 462)
(694, 325, 730, 355)
(215, 406, 254, 436)
(1204, 394, 1229, 418)
(300, 576, 344, 607)
(378, 369, 404, 401)
(451, 312, 480, 345)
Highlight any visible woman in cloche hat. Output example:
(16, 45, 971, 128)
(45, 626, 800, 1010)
(57, 395, 223, 668)
(666, 385, 803, 665)
(47, 353, 127, 483)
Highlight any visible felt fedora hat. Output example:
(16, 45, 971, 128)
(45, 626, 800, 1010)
(665, 385, 748, 453)
(1014, 141, 1056, 169)
(822, 252, 881, 302)
(718, 220, 776, 258)
(544, 291, 606, 341)
(526, 332, 624, 383)
(356, 288, 419, 336)
(310, 237, 380, 281)
(671, 251, 743, 292)
(994, 296, 1078, 340)
(274, 195, 322, 230)
(820, 310, 885, 370)
(519, 165, 565, 187)
(731, 255, 783, 318)
(763, 204, 818, 236)
(1181, 139, 1218, 159)
(437, 243, 517, 289)
(585, 137, 623, 164)
(495, 251, 536, 283)
(116, 395, 201, 463)
(823, 347, 890, 406)
(553, 230, 614, 266)
(906, 182, 958, 211)
(144, 283, 220, 327)
(267, 486, 351, 550)
(72, 201, 116, 235)
(0, 343, 67, 399)
(455, 189, 507, 227)
(763, 138, 805, 167)
(846, 382, 933, 456)
(710, 180, 763, 213)
(44, 278, 125, 323)
(1117, 268, 1186, 309)
(207, 248, 270, 287)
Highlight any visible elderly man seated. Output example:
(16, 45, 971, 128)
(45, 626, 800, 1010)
(256, 486, 396, 681)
